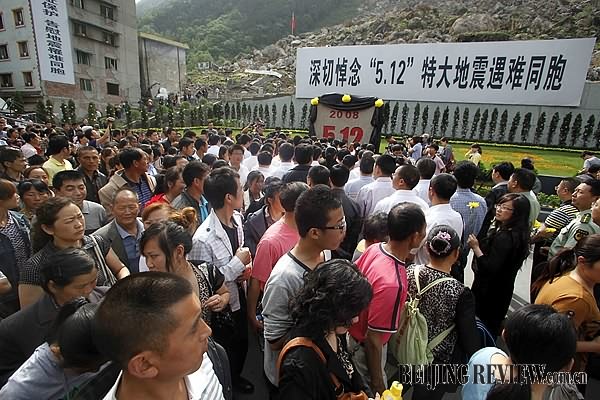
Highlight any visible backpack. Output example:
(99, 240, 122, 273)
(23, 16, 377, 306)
(389, 265, 455, 365)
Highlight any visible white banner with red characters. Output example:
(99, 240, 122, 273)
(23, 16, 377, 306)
(313, 104, 374, 144)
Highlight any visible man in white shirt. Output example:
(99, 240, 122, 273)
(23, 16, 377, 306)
(356, 154, 397, 217)
(345, 155, 375, 202)
(95, 273, 227, 400)
(228, 144, 249, 186)
(253, 151, 273, 178)
(413, 158, 436, 206)
(206, 135, 221, 156)
(271, 142, 295, 179)
(373, 164, 429, 215)
(415, 173, 464, 264)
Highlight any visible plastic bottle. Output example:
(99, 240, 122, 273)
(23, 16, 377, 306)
(381, 381, 403, 400)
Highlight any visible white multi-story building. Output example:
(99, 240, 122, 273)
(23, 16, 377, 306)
(0, 0, 141, 118)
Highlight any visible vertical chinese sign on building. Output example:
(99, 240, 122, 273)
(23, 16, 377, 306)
(31, 0, 75, 85)
(296, 38, 595, 107)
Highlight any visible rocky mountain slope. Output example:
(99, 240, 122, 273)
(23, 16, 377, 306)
(193, 0, 600, 96)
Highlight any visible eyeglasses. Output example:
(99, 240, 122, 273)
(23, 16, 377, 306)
(320, 218, 347, 231)
(495, 204, 514, 212)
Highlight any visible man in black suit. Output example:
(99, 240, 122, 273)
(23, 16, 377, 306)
(94, 188, 143, 273)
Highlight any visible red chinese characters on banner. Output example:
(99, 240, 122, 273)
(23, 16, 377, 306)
(314, 104, 374, 144)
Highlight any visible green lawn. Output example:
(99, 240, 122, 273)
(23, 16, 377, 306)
(450, 144, 582, 177)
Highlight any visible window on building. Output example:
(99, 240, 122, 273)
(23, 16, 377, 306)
(0, 13, 5, 30)
(0, 73, 13, 88)
(13, 9, 24, 27)
(17, 41, 29, 58)
(106, 82, 119, 96)
(73, 22, 87, 37)
(80, 78, 92, 91)
(102, 31, 116, 46)
(76, 50, 91, 65)
(100, 4, 115, 20)
(104, 57, 118, 70)
(0, 45, 8, 60)
(23, 72, 33, 87)
(70, 0, 85, 9)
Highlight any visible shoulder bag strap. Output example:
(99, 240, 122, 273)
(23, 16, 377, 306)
(428, 323, 456, 351)
(90, 235, 117, 286)
(276, 337, 344, 391)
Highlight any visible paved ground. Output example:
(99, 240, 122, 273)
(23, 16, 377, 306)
(234, 251, 598, 399)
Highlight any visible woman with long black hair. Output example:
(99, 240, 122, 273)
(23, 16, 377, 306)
(467, 193, 530, 337)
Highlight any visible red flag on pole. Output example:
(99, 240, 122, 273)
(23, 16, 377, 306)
(291, 12, 296, 35)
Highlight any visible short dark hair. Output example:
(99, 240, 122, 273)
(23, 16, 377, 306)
(330, 164, 350, 187)
(47, 135, 70, 155)
(248, 142, 260, 156)
(40, 248, 97, 295)
(295, 185, 342, 237)
(279, 182, 309, 212)
(178, 137, 194, 151)
(208, 134, 220, 146)
(503, 304, 576, 373)
(396, 165, 420, 189)
(22, 132, 38, 143)
(359, 156, 375, 174)
(416, 158, 436, 179)
(511, 168, 536, 191)
(118, 148, 144, 169)
(194, 138, 207, 150)
(453, 161, 479, 189)
(493, 161, 515, 181)
(257, 151, 273, 166)
(430, 173, 457, 201)
(585, 179, 600, 197)
(560, 177, 580, 193)
(228, 144, 245, 155)
(376, 154, 396, 176)
(201, 153, 217, 167)
(278, 143, 294, 162)
(308, 165, 330, 186)
(388, 203, 426, 242)
(181, 161, 210, 187)
(53, 170, 84, 190)
(93, 273, 194, 368)
(294, 144, 313, 165)
(203, 167, 240, 210)
(363, 212, 388, 242)
(237, 133, 251, 146)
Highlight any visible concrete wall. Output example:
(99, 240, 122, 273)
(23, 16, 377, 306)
(233, 82, 600, 148)
(139, 37, 187, 98)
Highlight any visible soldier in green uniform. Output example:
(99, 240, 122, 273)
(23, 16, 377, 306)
(548, 181, 600, 258)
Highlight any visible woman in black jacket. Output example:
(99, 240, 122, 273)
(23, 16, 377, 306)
(278, 259, 373, 400)
(468, 193, 530, 337)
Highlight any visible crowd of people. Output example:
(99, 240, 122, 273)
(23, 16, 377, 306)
(0, 114, 599, 399)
